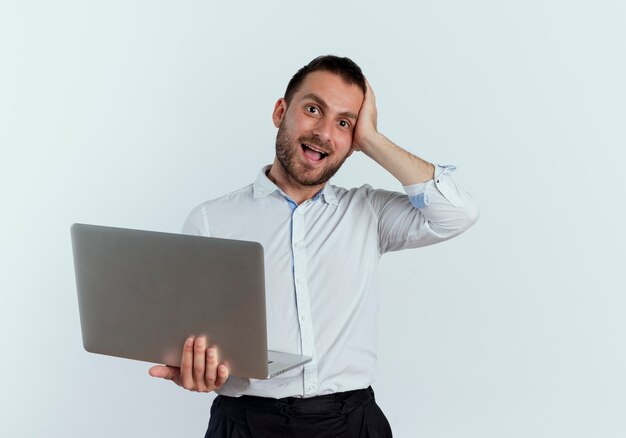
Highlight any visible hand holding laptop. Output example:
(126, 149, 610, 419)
(148, 336, 229, 392)
(71, 224, 310, 380)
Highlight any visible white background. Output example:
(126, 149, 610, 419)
(1, 1, 625, 436)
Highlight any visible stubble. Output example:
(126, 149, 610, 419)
(274, 124, 349, 187)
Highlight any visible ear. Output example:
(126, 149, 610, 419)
(272, 98, 287, 128)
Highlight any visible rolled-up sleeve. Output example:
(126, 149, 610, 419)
(371, 164, 479, 253)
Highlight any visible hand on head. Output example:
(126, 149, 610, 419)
(149, 336, 229, 392)
(352, 79, 380, 153)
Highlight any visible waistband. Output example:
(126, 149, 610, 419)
(217, 386, 375, 417)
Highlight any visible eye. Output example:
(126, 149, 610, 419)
(338, 120, 351, 129)
(306, 105, 319, 114)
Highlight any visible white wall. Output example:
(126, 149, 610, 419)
(2, 1, 625, 436)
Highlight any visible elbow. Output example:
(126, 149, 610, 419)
(462, 199, 480, 232)
(429, 200, 479, 240)
(454, 199, 479, 237)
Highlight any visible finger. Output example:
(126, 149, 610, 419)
(180, 336, 195, 390)
(214, 364, 229, 388)
(204, 347, 218, 388)
(365, 78, 375, 95)
(193, 336, 208, 391)
(362, 79, 377, 129)
(149, 365, 180, 381)
(364, 79, 376, 106)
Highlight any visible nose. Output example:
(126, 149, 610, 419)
(312, 116, 334, 145)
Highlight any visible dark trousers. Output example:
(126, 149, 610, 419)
(204, 386, 393, 438)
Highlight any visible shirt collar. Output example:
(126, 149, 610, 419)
(253, 165, 338, 205)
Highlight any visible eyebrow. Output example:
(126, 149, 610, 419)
(302, 93, 359, 121)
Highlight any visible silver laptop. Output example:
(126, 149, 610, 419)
(70, 223, 311, 379)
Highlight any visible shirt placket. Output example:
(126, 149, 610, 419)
(291, 201, 318, 396)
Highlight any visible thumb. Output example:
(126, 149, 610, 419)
(149, 365, 179, 380)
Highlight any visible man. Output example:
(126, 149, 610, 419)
(149, 55, 478, 437)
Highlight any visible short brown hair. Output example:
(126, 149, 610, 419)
(284, 55, 366, 104)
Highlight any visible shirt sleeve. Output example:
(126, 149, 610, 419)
(368, 164, 479, 254)
(181, 203, 212, 236)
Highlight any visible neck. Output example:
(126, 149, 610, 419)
(266, 158, 324, 205)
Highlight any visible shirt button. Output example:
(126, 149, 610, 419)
(307, 385, 315, 392)
(300, 314, 306, 322)
(296, 278, 303, 285)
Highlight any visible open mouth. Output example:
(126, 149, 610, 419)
(301, 143, 329, 162)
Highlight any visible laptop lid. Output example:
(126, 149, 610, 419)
(71, 223, 275, 379)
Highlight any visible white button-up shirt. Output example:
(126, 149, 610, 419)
(182, 165, 478, 398)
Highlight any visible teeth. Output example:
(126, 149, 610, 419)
(304, 144, 327, 155)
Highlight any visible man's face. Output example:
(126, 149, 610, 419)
(272, 70, 364, 186)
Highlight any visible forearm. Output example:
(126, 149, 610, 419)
(358, 132, 435, 185)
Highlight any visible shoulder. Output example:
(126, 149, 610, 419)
(209, 183, 255, 204)
(195, 183, 254, 210)
(330, 183, 396, 203)
(182, 183, 254, 235)
(331, 183, 414, 220)
(327, 183, 381, 216)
